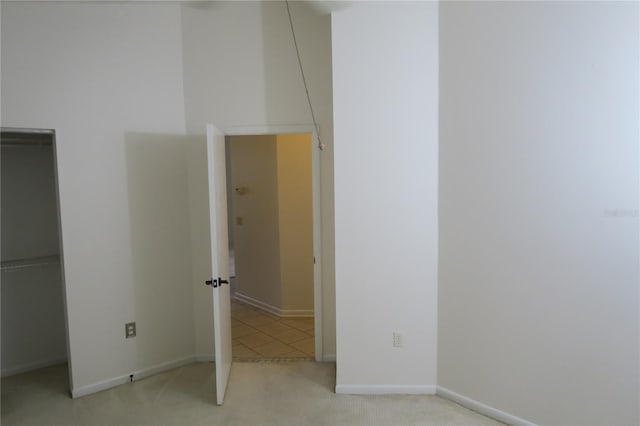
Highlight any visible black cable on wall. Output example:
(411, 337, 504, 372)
(285, 1, 325, 151)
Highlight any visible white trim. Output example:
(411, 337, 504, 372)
(233, 293, 314, 317)
(52, 129, 75, 395)
(71, 356, 195, 399)
(224, 125, 315, 137)
(1, 357, 68, 378)
(322, 354, 336, 362)
(233, 292, 280, 316)
(281, 309, 314, 318)
(224, 124, 324, 361)
(310, 130, 323, 362)
(335, 384, 437, 395)
(436, 386, 537, 426)
(195, 353, 214, 362)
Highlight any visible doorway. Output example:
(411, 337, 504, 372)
(0, 129, 71, 390)
(224, 130, 322, 361)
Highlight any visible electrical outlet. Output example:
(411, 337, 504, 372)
(393, 332, 403, 348)
(125, 322, 136, 338)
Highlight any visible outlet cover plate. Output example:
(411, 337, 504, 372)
(393, 332, 403, 348)
(125, 322, 136, 338)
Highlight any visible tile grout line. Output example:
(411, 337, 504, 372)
(231, 300, 315, 359)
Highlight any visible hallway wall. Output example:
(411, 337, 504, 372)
(229, 135, 282, 310)
(277, 134, 314, 313)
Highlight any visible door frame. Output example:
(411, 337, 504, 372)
(224, 125, 323, 362)
(0, 127, 73, 387)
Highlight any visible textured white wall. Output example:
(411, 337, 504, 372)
(181, 1, 335, 357)
(1, 2, 187, 393)
(124, 133, 195, 375)
(438, 2, 639, 424)
(332, 1, 439, 389)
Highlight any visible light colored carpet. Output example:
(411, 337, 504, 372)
(1, 362, 502, 425)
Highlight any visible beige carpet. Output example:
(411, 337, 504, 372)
(1, 362, 502, 425)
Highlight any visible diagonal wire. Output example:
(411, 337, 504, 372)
(285, 0, 324, 150)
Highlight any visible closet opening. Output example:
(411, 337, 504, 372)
(1, 128, 71, 394)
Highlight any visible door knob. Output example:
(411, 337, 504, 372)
(205, 278, 228, 288)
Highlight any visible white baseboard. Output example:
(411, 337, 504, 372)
(71, 355, 196, 398)
(233, 293, 281, 316)
(437, 386, 536, 426)
(322, 354, 336, 362)
(335, 384, 436, 395)
(281, 309, 314, 318)
(1, 356, 68, 378)
(195, 353, 214, 362)
(233, 293, 313, 317)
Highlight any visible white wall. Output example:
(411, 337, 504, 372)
(124, 134, 195, 374)
(438, 2, 639, 424)
(181, 1, 336, 357)
(1, 2, 188, 393)
(277, 134, 314, 312)
(332, 2, 439, 390)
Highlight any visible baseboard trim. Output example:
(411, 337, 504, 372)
(195, 353, 214, 362)
(322, 354, 336, 362)
(335, 384, 436, 395)
(71, 355, 196, 398)
(281, 309, 314, 318)
(1, 356, 68, 378)
(233, 293, 313, 317)
(436, 386, 536, 426)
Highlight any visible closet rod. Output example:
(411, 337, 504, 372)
(1, 255, 60, 272)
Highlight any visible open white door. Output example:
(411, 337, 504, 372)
(205, 123, 232, 405)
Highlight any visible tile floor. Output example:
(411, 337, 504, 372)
(231, 299, 315, 360)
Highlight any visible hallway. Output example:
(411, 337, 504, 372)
(231, 300, 315, 360)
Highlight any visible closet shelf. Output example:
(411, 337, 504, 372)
(1, 255, 60, 272)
